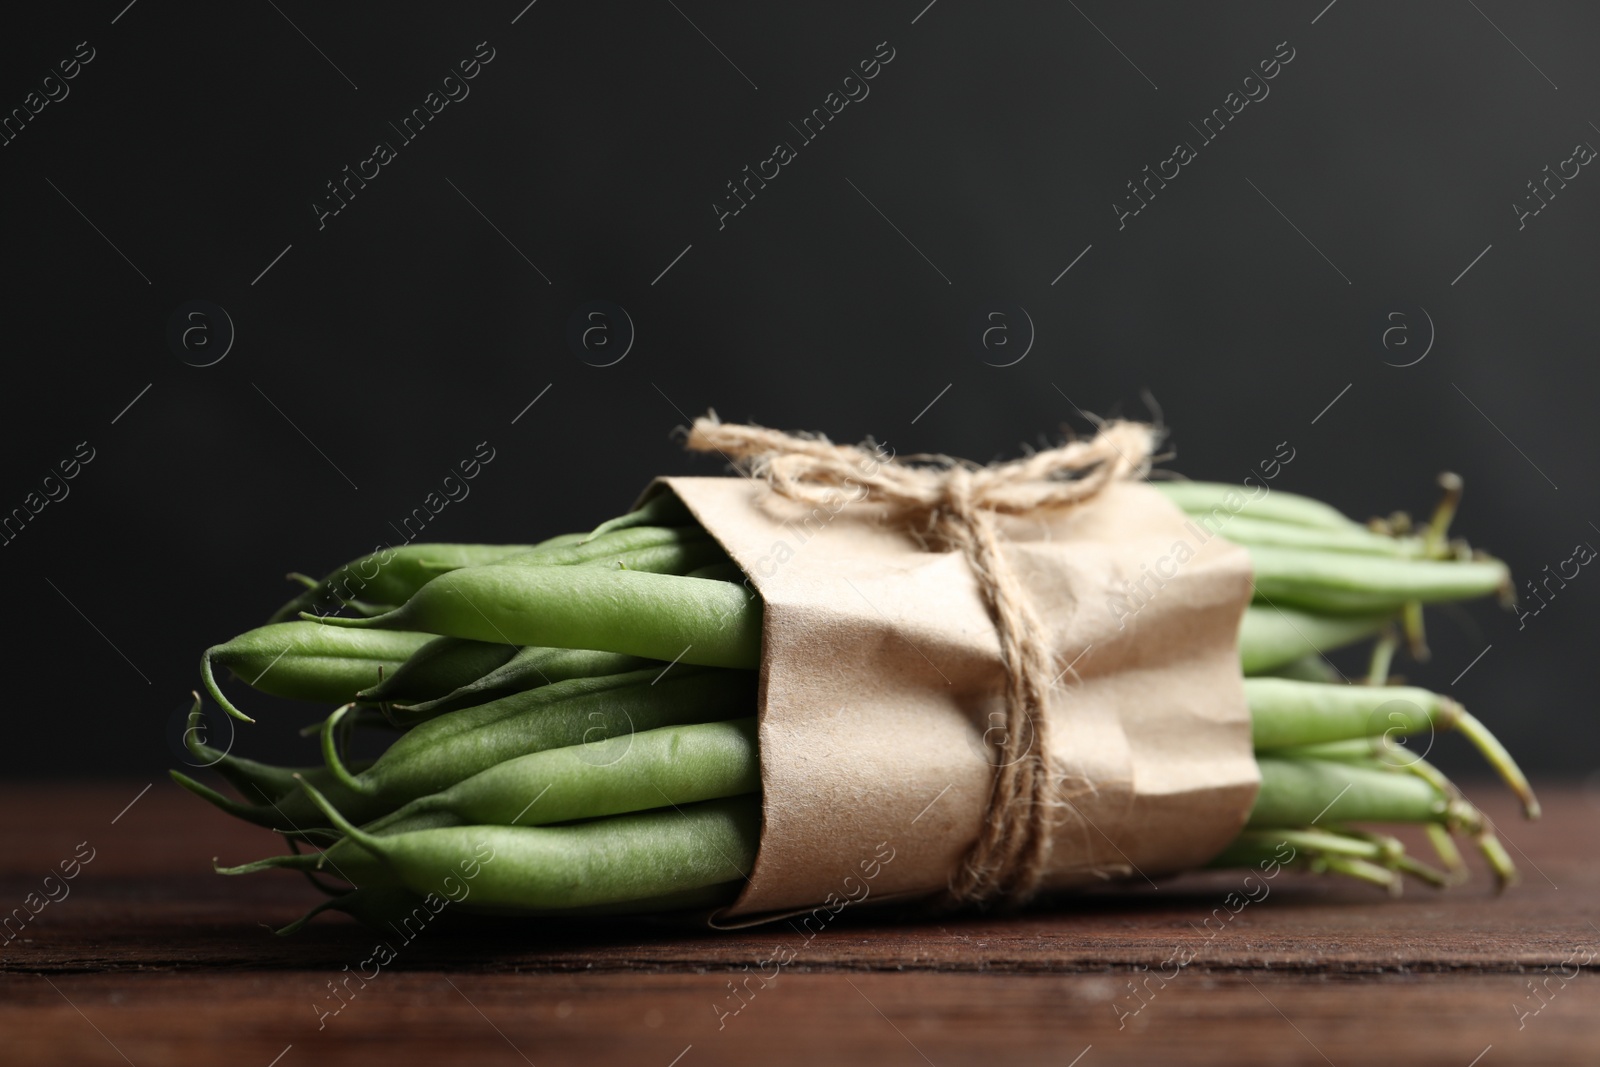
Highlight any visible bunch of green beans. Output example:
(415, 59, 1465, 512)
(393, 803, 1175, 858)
(176, 475, 1537, 933)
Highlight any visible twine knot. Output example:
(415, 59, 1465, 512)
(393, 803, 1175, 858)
(685, 414, 1156, 906)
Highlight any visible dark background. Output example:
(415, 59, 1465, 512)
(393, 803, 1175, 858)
(3, 1, 1595, 781)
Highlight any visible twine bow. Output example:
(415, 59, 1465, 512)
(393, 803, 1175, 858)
(685, 415, 1157, 906)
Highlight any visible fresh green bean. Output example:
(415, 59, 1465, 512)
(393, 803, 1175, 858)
(1248, 547, 1510, 615)
(487, 526, 715, 568)
(1238, 606, 1390, 675)
(319, 668, 757, 816)
(1206, 829, 1413, 892)
(302, 781, 759, 911)
(175, 700, 353, 806)
(364, 718, 760, 834)
(1248, 758, 1447, 827)
(1262, 653, 1342, 684)
(1247, 678, 1445, 749)
(1152, 481, 1365, 531)
(385, 666, 683, 753)
(214, 808, 460, 884)
(267, 543, 547, 623)
(309, 567, 763, 670)
(584, 492, 694, 539)
(394, 648, 652, 723)
(201, 671, 668, 825)
(1245, 678, 1538, 816)
(522, 538, 728, 578)
(201, 622, 434, 722)
(1211, 515, 1419, 556)
(356, 636, 519, 706)
(170, 701, 380, 832)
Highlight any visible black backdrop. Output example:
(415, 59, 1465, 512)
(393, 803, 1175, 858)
(3, 2, 1595, 781)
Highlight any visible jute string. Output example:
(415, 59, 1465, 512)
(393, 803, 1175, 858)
(685, 415, 1156, 906)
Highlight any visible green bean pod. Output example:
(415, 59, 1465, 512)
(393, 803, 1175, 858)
(1262, 653, 1342, 684)
(1246, 678, 1452, 750)
(393, 647, 652, 724)
(386, 665, 681, 752)
(1214, 515, 1420, 556)
(1207, 827, 1454, 892)
(1248, 547, 1511, 615)
(310, 566, 763, 670)
(1248, 758, 1448, 827)
(267, 542, 547, 623)
(365, 718, 760, 834)
(1243, 677, 1538, 818)
(302, 782, 759, 912)
(584, 491, 694, 539)
(320, 668, 758, 818)
(1238, 606, 1390, 675)
(202, 623, 435, 722)
(214, 808, 460, 886)
(1152, 481, 1365, 531)
(487, 525, 716, 568)
(356, 636, 519, 706)
(491, 537, 729, 579)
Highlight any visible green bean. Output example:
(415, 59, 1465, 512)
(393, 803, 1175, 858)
(204, 671, 662, 825)
(394, 648, 651, 723)
(170, 700, 377, 832)
(1248, 758, 1447, 827)
(507, 538, 728, 578)
(356, 637, 519, 706)
(320, 668, 757, 816)
(386, 666, 680, 752)
(1244, 678, 1538, 816)
(172, 698, 300, 802)
(285, 573, 394, 617)
(309, 567, 763, 670)
(1247, 678, 1441, 749)
(1238, 606, 1390, 675)
(1152, 481, 1365, 531)
(364, 719, 759, 834)
(1209, 826, 1423, 873)
(584, 491, 694, 539)
(1248, 547, 1510, 615)
(487, 526, 715, 568)
(215, 811, 451, 878)
(202, 623, 434, 722)
(267, 543, 547, 623)
(170, 739, 391, 829)
(1262, 653, 1342, 684)
(1213, 515, 1419, 556)
(215, 808, 459, 887)
(1207, 829, 1411, 892)
(301, 780, 759, 911)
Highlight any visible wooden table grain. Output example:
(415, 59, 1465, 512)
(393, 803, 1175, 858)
(2, 780, 1596, 1066)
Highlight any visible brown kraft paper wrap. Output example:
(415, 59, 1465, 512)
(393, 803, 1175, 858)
(652, 475, 1259, 919)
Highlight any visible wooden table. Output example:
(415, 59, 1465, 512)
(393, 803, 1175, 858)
(3, 781, 1595, 1065)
